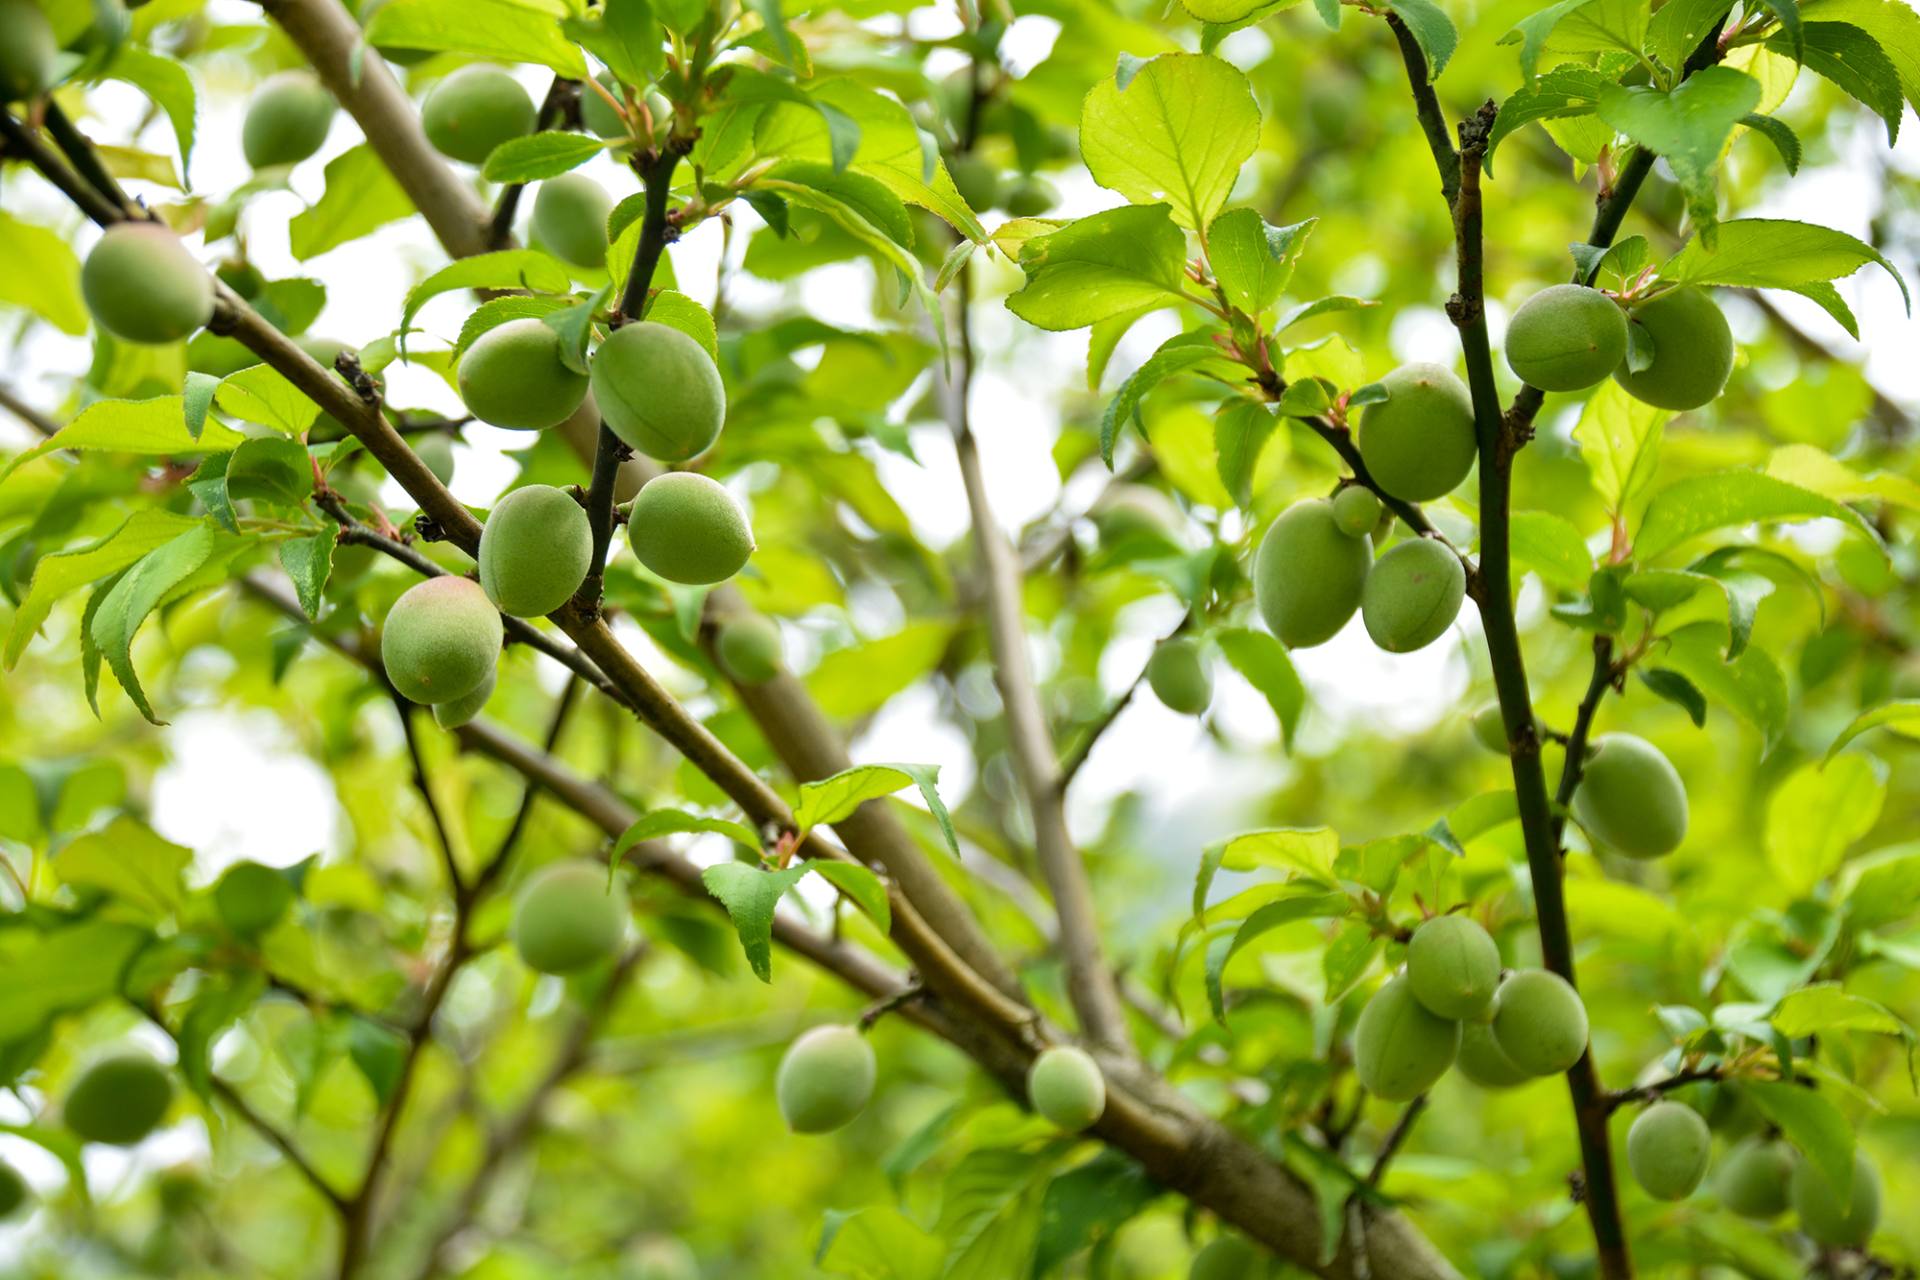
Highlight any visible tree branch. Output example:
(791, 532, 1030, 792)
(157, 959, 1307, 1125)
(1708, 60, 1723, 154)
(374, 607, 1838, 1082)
(1385, 16, 1460, 202)
(487, 76, 573, 250)
(0, 110, 125, 227)
(40, 100, 136, 216)
(1367, 1094, 1427, 1187)
(393, 694, 465, 895)
(1551, 636, 1616, 849)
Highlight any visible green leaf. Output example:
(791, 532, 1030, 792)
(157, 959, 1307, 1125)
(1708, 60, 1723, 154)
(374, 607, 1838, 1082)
(807, 860, 892, 935)
(1486, 67, 1609, 171)
(1739, 113, 1802, 174)
(1207, 211, 1315, 315)
(794, 763, 915, 833)
(1773, 23, 1903, 144)
(1206, 891, 1350, 1023)
(1801, 0, 1920, 114)
(401, 250, 575, 337)
(363, 0, 588, 76)
(1098, 333, 1222, 467)
(1510, 511, 1594, 593)
(1273, 295, 1375, 334)
(1213, 401, 1279, 507)
(561, 0, 665, 86)
(1765, 755, 1886, 896)
(453, 295, 571, 360)
(1575, 380, 1669, 519)
(226, 437, 314, 507)
(760, 161, 912, 248)
(106, 47, 198, 177)
(53, 815, 191, 919)
(700, 861, 809, 982)
(816, 1206, 943, 1280)
(1080, 53, 1261, 230)
(1323, 923, 1381, 1004)
(6, 509, 205, 668)
(1639, 667, 1708, 726)
(1773, 983, 1906, 1037)
(0, 919, 149, 1042)
(481, 131, 610, 183)
(1661, 621, 1789, 746)
(888, 762, 959, 858)
(1388, 0, 1460, 79)
(0, 394, 246, 490)
(1503, 0, 1651, 76)
(1196, 827, 1339, 922)
(1663, 218, 1909, 313)
(90, 524, 219, 724)
(1634, 470, 1877, 561)
(0, 210, 87, 334)
(215, 364, 320, 435)
(1006, 205, 1188, 332)
(1030, 1152, 1162, 1279)
(1215, 627, 1304, 747)
(643, 290, 721, 364)
(1647, 0, 1736, 72)
(936, 1146, 1058, 1280)
(347, 1015, 409, 1106)
(177, 974, 265, 1101)
(289, 145, 415, 261)
(278, 531, 334, 619)
(1501, 0, 1594, 78)
(1598, 67, 1761, 235)
(1825, 699, 1920, 761)
(1742, 1081, 1856, 1203)
(611, 809, 762, 862)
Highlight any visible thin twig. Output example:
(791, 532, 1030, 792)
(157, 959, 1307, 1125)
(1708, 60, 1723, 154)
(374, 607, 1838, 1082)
(487, 76, 572, 250)
(1368, 1095, 1428, 1186)
(474, 673, 584, 895)
(41, 100, 136, 216)
(1551, 636, 1616, 849)
(394, 693, 464, 895)
(0, 110, 124, 227)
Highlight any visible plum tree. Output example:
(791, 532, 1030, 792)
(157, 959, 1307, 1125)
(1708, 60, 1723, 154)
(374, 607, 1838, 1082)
(477, 483, 593, 617)
(0, 0, 58, 101)
(64, 1053, 173, 1145)
(379, 577, 503, 706)
(1489, 969, 1588, 1076)
(1027, 1045, 1106, 1131)
(1146, 637, 1212, 715)
(627, 472, 755, 585)
(457, 317, 591, 430)
(950, 155, 1001, 211)
(1570, 733, 1688, 858)
(1789, 1149, 1881, 1247)
(532, 173, 613, 271)
(1405, 915, 1499, 1020)
(0, 1161, 27, 1220)
(715, 614, 783, 685)
(81, 223, 214, 345)
(1357, 363, 1476, 502)
(1612, 287, 1735, 411)
(431, 666, 495, 729)
(1455, 1021, 1531, 1089)
(590, 322, 727, 461)
(1362, 538, 1466, 653)
(1625, 1101, 1711, 1201)
(1354, 975, 1460, 1100)
(510, 862, 625, 974)
(213, 860, 293, 937)
(241, 71, 335, 168)
(1715, 1138, 1793, 1219)
(421, 65, 536, 164)
(1331, 484, 1381, 537)
(776, 1025, 876, 1133)
(1188, 1235, 1260, 1280)
(1005, 176, 1058, 217)
(1503, 284, 1628, 392)
(1253, 498, 1372, 648)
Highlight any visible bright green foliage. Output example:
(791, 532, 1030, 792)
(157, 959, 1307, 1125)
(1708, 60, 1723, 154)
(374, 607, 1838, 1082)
(0, 0, 58, 101)
(949, 155, 1001, 212)
(510, 862, 625, 974)
(81, 224, 214, 345)
(213, 860, 293, 937)
(64, 1053, 173, 1145)
(421, 65, 536, 164)
(457, 317, 590, 430)
(1357, 363, 1476, 502)
(715, 614, 783, 685)
(1455, 1020, 1531, 1089)
(477, 483, 592, 617)
(591, 322, 727, 461)
(1571, 733, 1689, 859)
(1715, 1138, 1793, 1219)
(1406, 915, 1499, 1020)
(532, 173, 612, 270)
(1790, 1149, 1881, 1247)
(1005, 176, 1058, 218)
(431, 666, 495, 729)
(1625, 1101, 1712, 1201)
(1361, 538, 1466, 653)
(1613, 287, 1734, 411)
(1146, 638, 1212, 715)
(1027, 1045, 1106, 1131)
(1331, 485, 1381, 537)
(0, 1161, 27, 1219)
(1504, 284, 1627, 392)
(1490, 970, 1588, 1077)
(241, 72, 335, 168)
(776, 1025, 875, 1134)
(379, 577, 502, 706)
(1354, 975, 1460, 1100)
(627, 472, 754, 586)
(1253, 499, 1371, 649)
(1188, 1234, 1261, 1280)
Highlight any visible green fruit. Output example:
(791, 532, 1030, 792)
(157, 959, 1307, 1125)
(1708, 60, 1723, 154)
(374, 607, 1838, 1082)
(1790, 1150, 1880, 1247)
(1361, 538, 1466, 653)
(1027, 1045, 1105, 1131)
(580, 71, 626, 138)
(1146, 638, 1212, 716)
(241, 71, 336, 168)
(214, 860, 293, 936)
(1253, 499, 1372, 649)
(511, 861, 625, 974)
(1331, 485, 1381, 537)
(65, 1053, 172, 1145)
(629, 1236, 700, 1280)
(1504, 284, 1629, 392)
(421, 65, 536, 165)
(776, 1025, 875, 1133)
(1626, 1101, 1711, 1201)
(1091, 484, 1181, 545)
(715, 614, 782, 684)
(1357, 363, 1476, 503)
(532, 173, 612, 270)
(1004, 176, 1057, 218)
(1406, 915, 1499, 1020)
(1189, 1234, 1261, 1280)
(627, 472, 754, 586)
(1456, 1020, 1531, 1088)
(1354, 975, 1460, 1101)
(431, 665, 494, 729)
(0, 1160, 28, 1219)
(1613, 287, 1734, 412)
(590, 322, 727, 461)
(0, 0, 59, 101)
(1471, 704, 1507, 754)
(412, 432, 456, 485)
(949, 155, 1000, 212)
(82, 223, 215, 345)
(1489, 969, 1588, 1077)
(379, 576, 502, 706)
(1570, 733, 1687, 859)
(478, 484, 593, 617)
(458, 317, 590, 430)
(1716, 1138, 1793, 1219)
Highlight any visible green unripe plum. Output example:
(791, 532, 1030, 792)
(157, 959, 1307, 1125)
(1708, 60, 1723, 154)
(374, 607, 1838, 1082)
(590, 322, 727, 461)
(580, 71, 626, 138)
(1146, 638, 1212, 715)
(629, 1235, 700, 1280)
(1715, 1138, 1793, 1219)
(1091, 484, 1181, 545)
(1471, 704, 1507, 754)
(1331, 485, 1381, 537)
(1790, 1150, 1880, 1247)
(949, 155, 1001, 212)
(1027, 1045, 1106, 1131)
(1189, 1234, 1260, 1280)
(1362, 538, 1466, 653)
(1626, 1101, 1711, 1201)
(715, 614, 783, 685)
(431, 665, 494, 729)
(380, 576, 502, 705)
(0, 0, 58, 101)
(1612, 287, 1734, 412)
(532, 173, 612, 270)
(627, 472, 755, 585)
(478, 484, 592, 617)
(1406, 915, 1499, 1020)
(1354, 975, 1460, 1100)
(1489, 969, 1588, 1077)
(214, 860, 293, 936)
(411, 431, 456, 485)
(458, 318, 590, 430)
(421, 65, 536, 164)
(1357, 363, 1476, 503)
(1456, 1020, 1531, 1088)
(1504, 284, 1628, 392)
(65, 1053, 172, 1145)
(0, 1160, 27, 1219)
(1570, 733, 1687, 859)
(1004, 176, 1057, 218)
(511, 861, 625, 974)
(82, 224, 214, 345)
(1253, 499, 1372, 649)
(242, 71, 336, 168)
(776, 1024, 876, 1133)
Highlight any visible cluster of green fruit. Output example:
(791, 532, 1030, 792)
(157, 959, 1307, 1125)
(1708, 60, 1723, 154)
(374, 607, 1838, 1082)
(1504, 282, 1735, 411)
(0, 0, 137, 106)
(1472, 716, 1692, 859)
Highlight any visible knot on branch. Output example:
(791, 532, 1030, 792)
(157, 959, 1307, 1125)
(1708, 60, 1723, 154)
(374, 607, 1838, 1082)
(335, 350, 381, 406)
(414, 513, 446, 543)
(1444, 292, 1482, 328)
(1457, 99, 1498, 157)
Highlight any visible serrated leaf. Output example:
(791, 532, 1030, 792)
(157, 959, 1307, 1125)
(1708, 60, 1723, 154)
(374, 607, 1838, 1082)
(453, 295, 571, 360)
(215, 364, 319, 435)
(1575, 380, 1669, 519)
(1825, 699, 1920, 761)
(1801, 0, 1920, 116)
(1214, 626, 1304, 747)
(1663, 621, 1789, 746)
(794, 763, 917, 834)
(106, 47, 198, 177)
(1098, 334, 1221, 467)
(701, 861, 809, 982)
(1663, 217, 1909, 312)
(364, 0, 587, 76)
(1773, 983, 1905, 1037)
(1207, 211, 1315, 315)
(1634, 470, 1877, 560)
(278, 531, 334, 619)
(0, 395, 246, 490)
(807, 860, 891, 935)
(1206, 891, 1349, 1023)
(1510, 510, 1594, 593)
(54, 815, 191, 919)
(1388, 0, 1460, 79)
(1080, 53, 1260, 230)
(1213, 401, 1279, 507)
(226, 436, 313, 507)
(612, 809, 761, 863)
(1598, 67, 1761, 236)
(1740, 113, 1802, 173)
(289, 145, 414, 261)
(6, 509, 205, 668)
(400, 250, 575, 337)
(1007, 204, 1188, 333)
(1486, 67, 1609, 171)
(481, 131, 610, 183)
(1742, 1081, 1856, 1202)
(90, 524, 219, 723)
